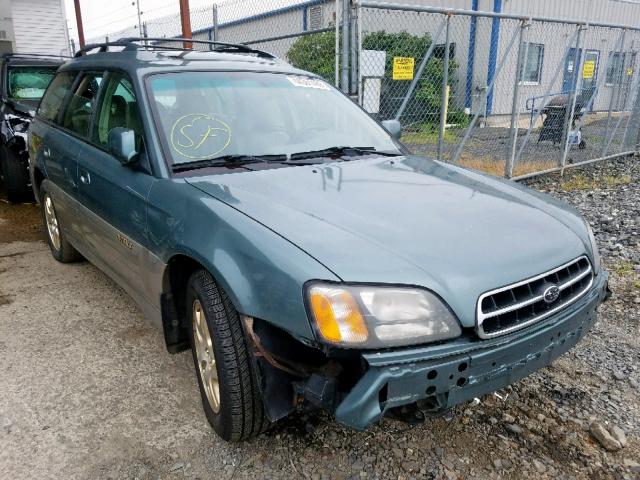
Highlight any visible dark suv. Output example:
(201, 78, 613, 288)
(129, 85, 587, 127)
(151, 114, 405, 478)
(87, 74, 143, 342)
(29, 38, 608, 442)
(0, 54, 63, 201)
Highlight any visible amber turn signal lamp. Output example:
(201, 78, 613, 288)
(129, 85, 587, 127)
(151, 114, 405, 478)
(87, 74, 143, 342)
(308, 286, 369, 344)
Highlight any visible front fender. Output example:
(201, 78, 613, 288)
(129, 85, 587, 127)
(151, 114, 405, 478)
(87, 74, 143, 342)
(147, 178, 340, 342)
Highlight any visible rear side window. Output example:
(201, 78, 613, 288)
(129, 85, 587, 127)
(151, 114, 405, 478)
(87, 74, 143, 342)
(38, 71, 76, 122)
(61, 72, 103, 138)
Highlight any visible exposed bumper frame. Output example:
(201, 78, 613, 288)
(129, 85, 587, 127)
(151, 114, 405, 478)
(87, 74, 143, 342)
(334, 272, 609, 430)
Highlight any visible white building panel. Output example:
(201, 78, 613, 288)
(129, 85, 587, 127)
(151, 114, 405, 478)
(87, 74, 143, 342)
(10, 0, 70, 55)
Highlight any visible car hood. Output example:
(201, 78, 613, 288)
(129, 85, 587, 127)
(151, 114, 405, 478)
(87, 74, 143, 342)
(186, 156, 590, 327)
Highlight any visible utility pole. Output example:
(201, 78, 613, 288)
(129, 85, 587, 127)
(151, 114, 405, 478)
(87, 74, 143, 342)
(179, 0, 193, 48)
(135, 1, 143, 35)
(73, 0, 85, 49)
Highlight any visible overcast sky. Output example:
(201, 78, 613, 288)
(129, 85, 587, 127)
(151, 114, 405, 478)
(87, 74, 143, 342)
(63, 0, 219, 46)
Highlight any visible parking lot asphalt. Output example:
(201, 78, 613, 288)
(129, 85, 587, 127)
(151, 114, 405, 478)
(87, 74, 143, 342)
(0, 158, 638, 480)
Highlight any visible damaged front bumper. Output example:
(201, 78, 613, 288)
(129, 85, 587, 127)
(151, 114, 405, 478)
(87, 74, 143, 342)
(333, 272, 609, 430)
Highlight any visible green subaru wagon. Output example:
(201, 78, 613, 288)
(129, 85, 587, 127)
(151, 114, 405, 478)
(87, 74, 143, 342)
(28, 38, 609, 442)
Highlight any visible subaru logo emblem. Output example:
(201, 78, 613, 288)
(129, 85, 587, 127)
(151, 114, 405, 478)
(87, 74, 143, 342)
(542, 284, 561, 304)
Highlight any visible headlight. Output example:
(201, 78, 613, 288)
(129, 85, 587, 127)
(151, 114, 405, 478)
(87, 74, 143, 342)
(306, 284, 461, 348)
(585, 222, 601, 274)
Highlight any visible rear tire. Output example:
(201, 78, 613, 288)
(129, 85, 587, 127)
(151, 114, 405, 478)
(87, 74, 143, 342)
(39, 181, 82, 263)
(0, 144, 33, 203)
(186, 269, 268, 441)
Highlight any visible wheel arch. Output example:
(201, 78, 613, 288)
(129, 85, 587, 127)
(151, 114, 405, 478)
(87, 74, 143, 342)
(160, 251, 246, 353)
(32, 165, 45, 201)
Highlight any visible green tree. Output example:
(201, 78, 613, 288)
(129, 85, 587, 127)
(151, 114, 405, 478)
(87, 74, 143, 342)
(286, 31, 337, 83)
(287, 30, 461, 127)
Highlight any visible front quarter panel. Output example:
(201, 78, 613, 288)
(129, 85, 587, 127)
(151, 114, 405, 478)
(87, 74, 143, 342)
(147, 178, 340, 341)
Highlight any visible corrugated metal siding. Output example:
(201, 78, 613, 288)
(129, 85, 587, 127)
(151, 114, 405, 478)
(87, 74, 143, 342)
(10, 0, 70, 55)
(365, 0, 640, 25)
(499, 0, 640, 25)
(0, 0, 15, 51)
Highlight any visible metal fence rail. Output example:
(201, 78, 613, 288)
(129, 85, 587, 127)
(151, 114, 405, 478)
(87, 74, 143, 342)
(94, 0, 640, 179)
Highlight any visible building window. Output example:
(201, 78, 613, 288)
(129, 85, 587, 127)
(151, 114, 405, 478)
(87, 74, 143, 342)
(518, 43, 544, 84)
(606, 51, 637, 85)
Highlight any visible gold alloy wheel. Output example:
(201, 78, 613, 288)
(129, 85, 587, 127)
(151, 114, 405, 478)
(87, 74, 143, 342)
(44, 195, 61, 251)
(192, 299, 221, 413)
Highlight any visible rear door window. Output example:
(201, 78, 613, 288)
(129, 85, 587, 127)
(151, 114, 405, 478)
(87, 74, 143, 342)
(61, 72, 104, 138)
(37, 71, 77, 123)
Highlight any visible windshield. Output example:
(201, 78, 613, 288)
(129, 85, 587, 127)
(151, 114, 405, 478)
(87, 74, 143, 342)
(7, 66, 58, 100)
(148, 71, 400, 165)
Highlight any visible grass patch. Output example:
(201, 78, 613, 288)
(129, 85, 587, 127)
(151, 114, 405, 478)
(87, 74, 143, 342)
(402, 128, 458, 145)
(559, 173, 632, 191)
(454, 156, 556, 178)
(611, 260, 636, 277)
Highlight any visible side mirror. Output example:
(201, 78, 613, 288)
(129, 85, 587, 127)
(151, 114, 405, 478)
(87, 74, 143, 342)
(382, 119, 402, 140)
(108, 127, 138, 164)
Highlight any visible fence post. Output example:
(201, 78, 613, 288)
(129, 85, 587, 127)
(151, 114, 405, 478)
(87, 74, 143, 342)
(505, 19, 530, 178)
(341, 0, 350, 93)
(560, 25, 587, 170)
(210, 4, 218, 49)
(437, 14, 452, 161)
(335, 0, 340, 88)
(394, 16, 447, 121)
(603, 28, 627, 155)
(350, 3, 359, 95)
(357, 0, 364, 105)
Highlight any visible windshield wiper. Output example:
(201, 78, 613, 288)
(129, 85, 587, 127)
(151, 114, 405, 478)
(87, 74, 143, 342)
(172, 154, 287, 173)
(288, 146, 400, 161)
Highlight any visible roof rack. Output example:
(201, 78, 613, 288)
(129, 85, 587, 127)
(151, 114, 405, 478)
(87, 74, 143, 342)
(74, 37, 276, 60)
(2, 53, 71, 60)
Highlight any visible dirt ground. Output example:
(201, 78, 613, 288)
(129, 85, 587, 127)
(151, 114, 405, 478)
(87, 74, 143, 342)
(0, 160, 638, 480)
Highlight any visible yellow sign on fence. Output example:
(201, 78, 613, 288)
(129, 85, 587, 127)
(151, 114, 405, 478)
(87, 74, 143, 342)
(393, 57, 415, 80)
(583, 60, 596, 79)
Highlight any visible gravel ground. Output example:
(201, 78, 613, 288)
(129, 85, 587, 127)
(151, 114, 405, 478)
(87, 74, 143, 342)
(0, 158, 638, 480)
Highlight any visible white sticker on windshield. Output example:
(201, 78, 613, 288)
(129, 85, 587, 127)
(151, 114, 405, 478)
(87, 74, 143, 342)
(286, 76, 330, 90)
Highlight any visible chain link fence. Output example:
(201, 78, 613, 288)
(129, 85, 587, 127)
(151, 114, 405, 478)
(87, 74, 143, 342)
(93, 0, 640, 179)
(137, 1, 341, 84)
(357, 1, 640, 178)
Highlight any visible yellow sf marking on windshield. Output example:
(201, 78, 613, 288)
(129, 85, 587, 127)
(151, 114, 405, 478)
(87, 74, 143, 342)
(170, 113, 232, 160)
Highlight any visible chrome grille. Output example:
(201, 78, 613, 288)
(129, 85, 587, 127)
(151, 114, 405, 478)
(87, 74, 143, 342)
(476, 256, 593, 339)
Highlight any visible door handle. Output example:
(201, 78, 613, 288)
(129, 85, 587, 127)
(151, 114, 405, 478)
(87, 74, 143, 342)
(79, 171, 91, 185)
(43, 147, 50, 158)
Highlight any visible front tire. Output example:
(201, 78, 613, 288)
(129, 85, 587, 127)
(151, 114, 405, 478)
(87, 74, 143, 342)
(39, 181, 81, 263)
(0, 144, 33, 203)
(186, 269, 268, 441)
